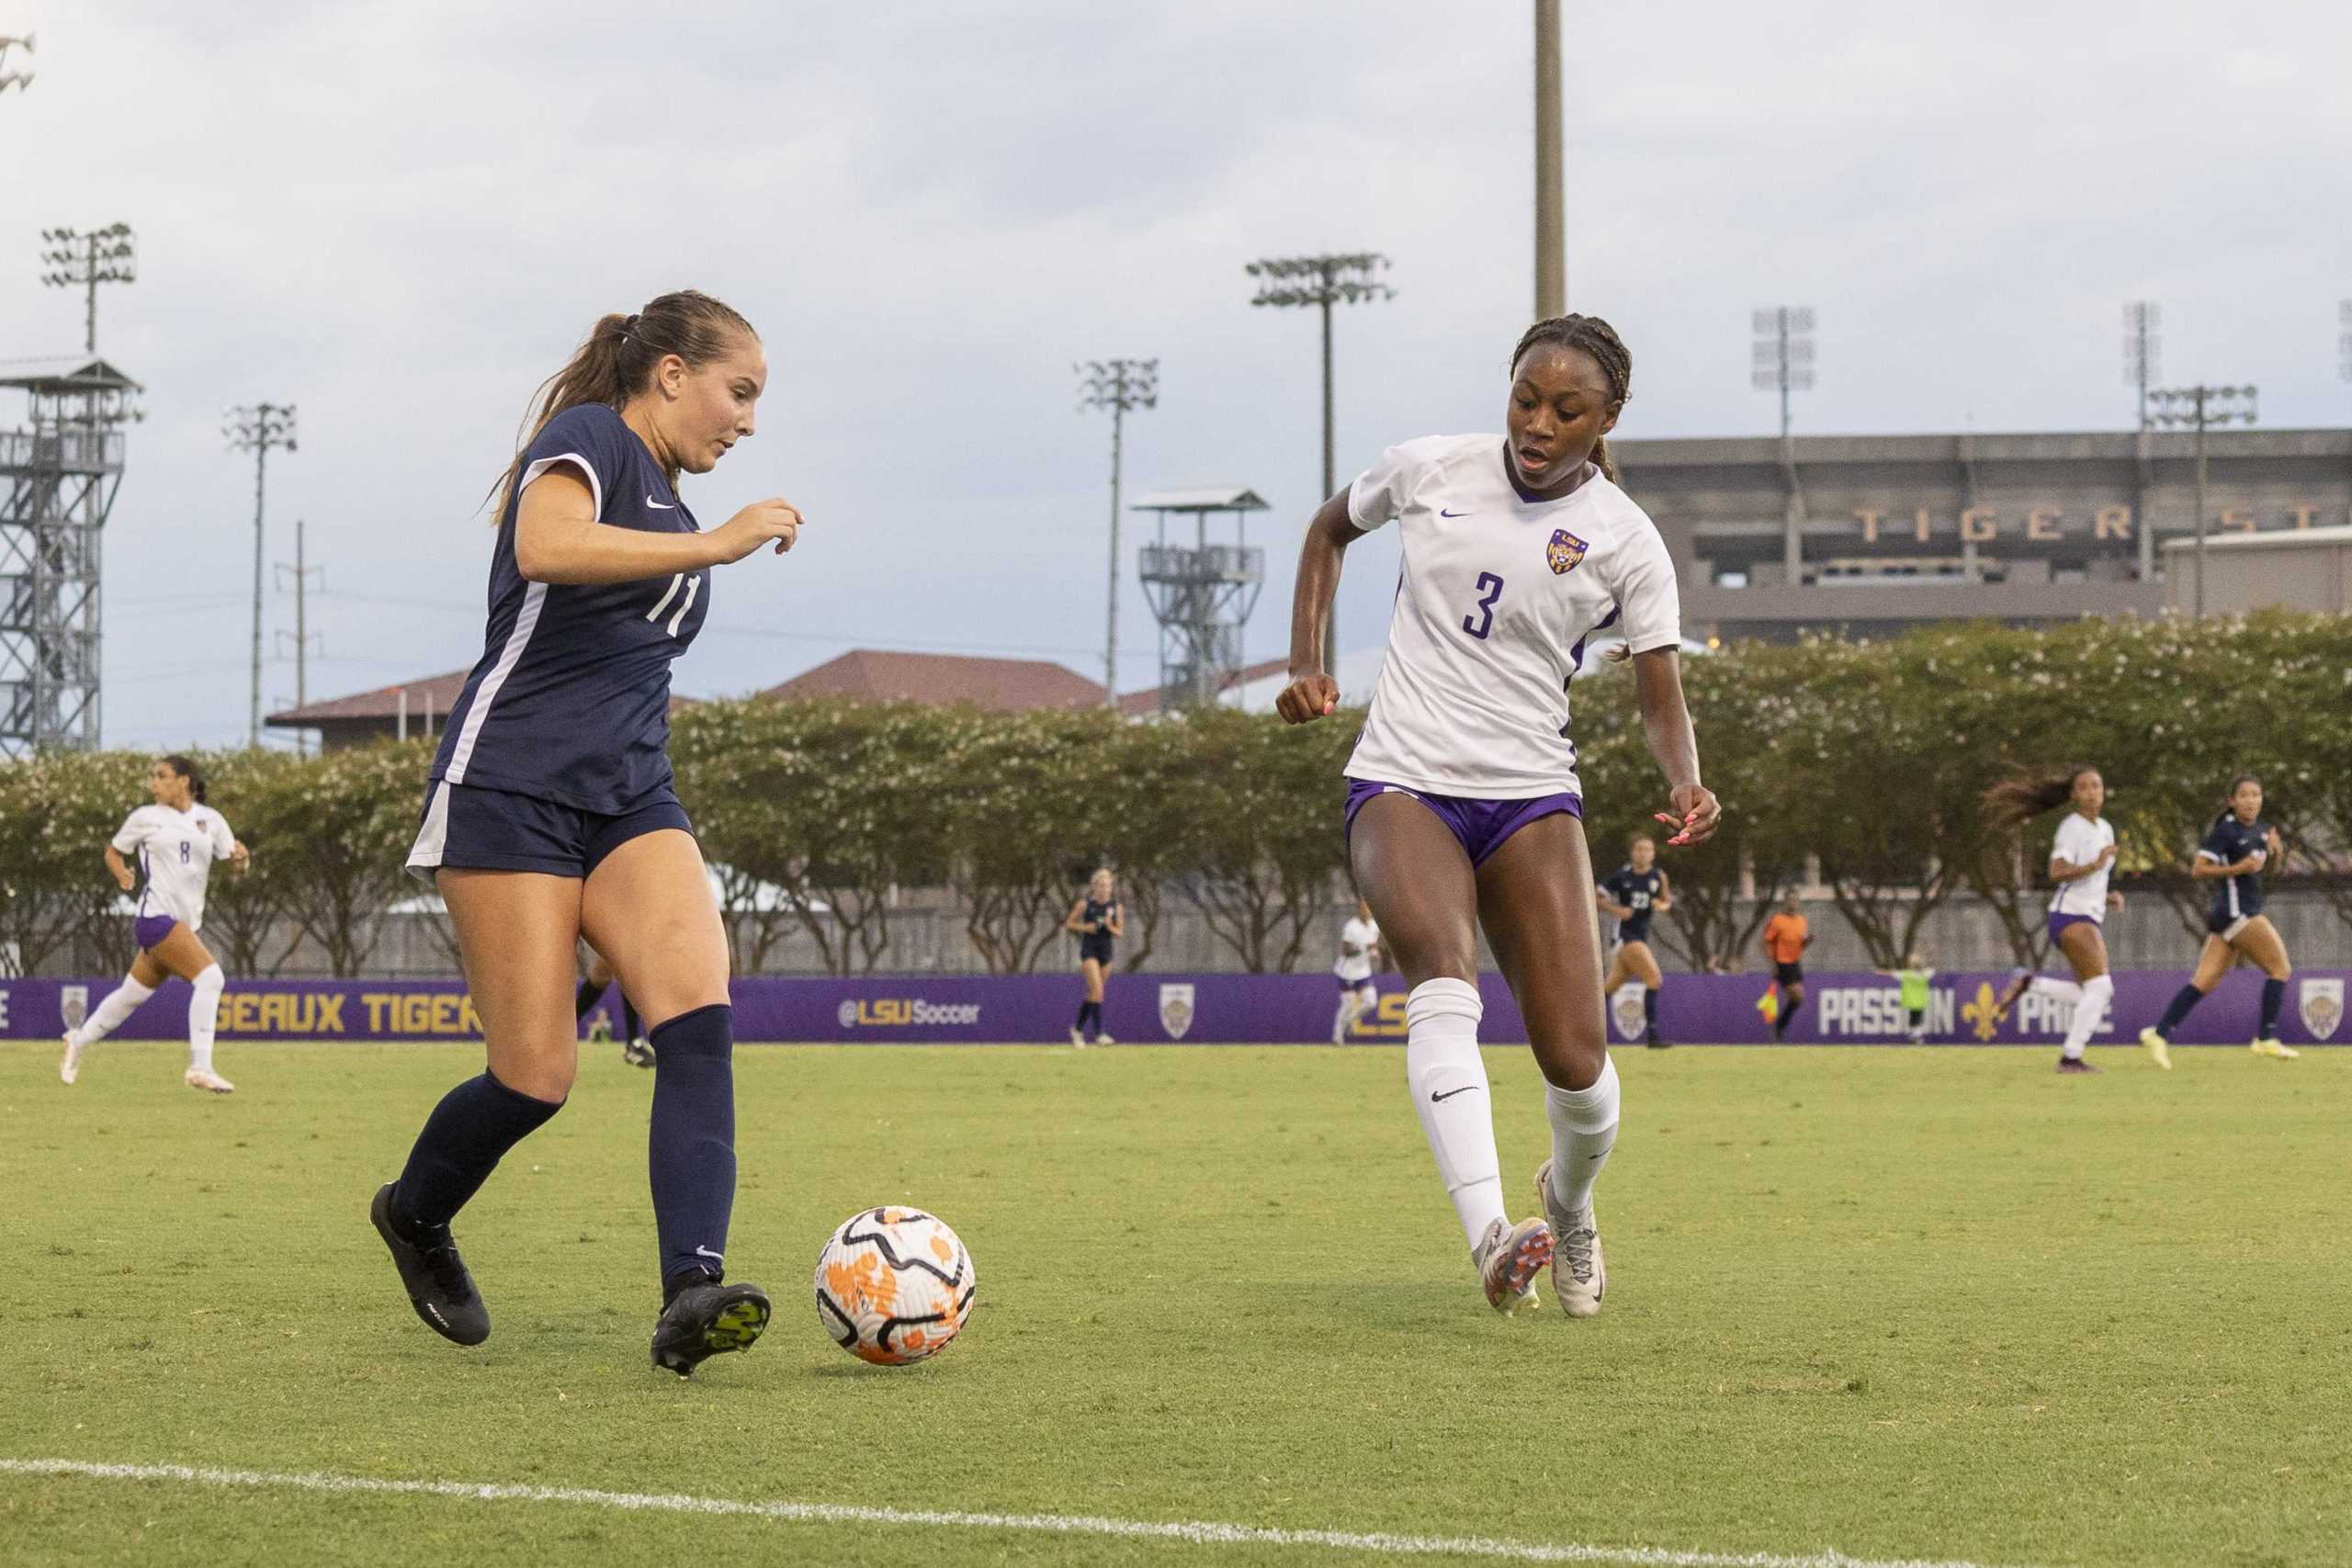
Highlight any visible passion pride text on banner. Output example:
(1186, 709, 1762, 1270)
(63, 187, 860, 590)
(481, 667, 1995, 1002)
(0, 970, 2343, 1046)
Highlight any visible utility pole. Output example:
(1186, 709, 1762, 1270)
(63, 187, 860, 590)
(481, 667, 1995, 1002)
(1245, 252, 1396, 672)
(275, 519, 323, 754)
(40, 224, 137, 355)
(0, 31, 33, 95)
(2147, 384, 2256, 620)
(1534, 0, 1564, 318)
(1076, 360, 1159, 707)
(225, 403, 297, 747)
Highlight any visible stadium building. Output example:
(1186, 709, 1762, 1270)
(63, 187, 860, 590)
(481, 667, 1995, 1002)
(1611, 425, 2352, 642)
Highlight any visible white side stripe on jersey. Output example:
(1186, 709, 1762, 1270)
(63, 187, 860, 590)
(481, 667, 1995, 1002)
(445, 582, 547, 785)
(517, 452, 604, 522)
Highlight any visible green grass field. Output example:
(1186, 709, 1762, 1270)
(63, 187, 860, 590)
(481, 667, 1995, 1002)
(1, 1037, 2344, 1567)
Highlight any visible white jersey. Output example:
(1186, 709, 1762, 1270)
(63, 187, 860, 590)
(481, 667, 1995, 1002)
(2047, 812, 2115, 919)
(113, 803, 235, 931)
(1344, 434, 1681, 798)
(1335, 916, 1381, 983)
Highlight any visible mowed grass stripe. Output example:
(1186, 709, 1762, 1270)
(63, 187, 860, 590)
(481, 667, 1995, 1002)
(0, 1458, 2025, 1568)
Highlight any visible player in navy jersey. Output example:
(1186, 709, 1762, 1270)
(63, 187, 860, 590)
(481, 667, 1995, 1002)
(1276, 314, 1720, 1321)
(2141, 774, 2300, 1061)
(1064, 867, 1124, 1045)
(1597, 833, 1672, 1048)
(370, 290, 804, 1373)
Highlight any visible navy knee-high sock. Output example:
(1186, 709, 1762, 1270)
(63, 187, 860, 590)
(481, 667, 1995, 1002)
(391, 1070, 563, 1238)
(2156, 984, 2205, 1037)
(574, 978, 601, 1021)
(621, 996, 642, 1041)
(1643, 987, 1659, 1031)
(649, 1003, 737, 1295)
(2259, 978, 2286, 1039)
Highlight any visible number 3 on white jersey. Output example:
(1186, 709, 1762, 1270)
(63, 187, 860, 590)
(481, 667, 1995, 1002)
(646, 573, 701, 637)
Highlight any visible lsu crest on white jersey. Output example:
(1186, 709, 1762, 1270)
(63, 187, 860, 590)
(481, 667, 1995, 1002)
(1344, 434, 1680, 799)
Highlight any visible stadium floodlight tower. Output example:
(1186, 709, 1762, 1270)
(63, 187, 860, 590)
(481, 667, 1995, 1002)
(40, 224, 137, 355)
(0, 357, 141, 757)
(2146, 383, 2256, 622)
(1133, 487, 1268, 711)
(226, 403, 297, 747)
(1076, 358, 1158, 708)
(2122, 302, 2160, 431)
(1246, 251, 1395, 670)
(1753, 306, 1814, 583)
(0, 31, 32, 95)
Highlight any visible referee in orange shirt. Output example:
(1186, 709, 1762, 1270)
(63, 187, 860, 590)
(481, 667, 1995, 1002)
(1759, 892, 1811, 1043)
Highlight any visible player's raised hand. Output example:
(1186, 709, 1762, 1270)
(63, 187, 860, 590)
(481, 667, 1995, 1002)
(1653, 783, 1722, 848)
(710, 497, 804, 563)
(1275, 671, 1340, 724)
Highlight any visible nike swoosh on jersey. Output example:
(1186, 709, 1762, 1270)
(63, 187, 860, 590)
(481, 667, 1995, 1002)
(1439, 508, 1469, 517)
(647, 495, 676, 510)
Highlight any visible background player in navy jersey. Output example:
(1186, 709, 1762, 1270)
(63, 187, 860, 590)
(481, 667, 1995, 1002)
(371, 290, 804, 1373)
(2141, 774, 2300, 1061)
(1064, 867, 1124, 1045)
(1597, 832, 1672, 1048)
(1276, 313, 1720, 1321)
(1984, 765, 2132, 1073)
(574, 945, 650, 1066)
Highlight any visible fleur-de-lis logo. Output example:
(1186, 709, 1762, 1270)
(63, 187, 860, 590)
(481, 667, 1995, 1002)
(1961, 981, 2001, 1043)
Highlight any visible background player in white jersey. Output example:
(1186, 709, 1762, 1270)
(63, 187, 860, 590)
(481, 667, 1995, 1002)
(1984, 766, 2132, 1073)
(1276, 313, 1720, 1319)
(60, 755, 250, 1092)
(374, 290, 803, 1374)
(1332, 897, 1383, 1043)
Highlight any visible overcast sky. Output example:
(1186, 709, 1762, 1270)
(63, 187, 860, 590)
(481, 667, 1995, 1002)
(7, 1, 2349, 750)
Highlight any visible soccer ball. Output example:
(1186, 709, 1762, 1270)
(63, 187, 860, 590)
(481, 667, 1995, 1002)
(813, 1207, 977, 1365)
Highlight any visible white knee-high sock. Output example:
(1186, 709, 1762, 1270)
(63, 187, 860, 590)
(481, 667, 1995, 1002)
(1405, 977, 1506, 1250)
(2062, 975, 2113, 1060)
(2029, 976, 2085, 1008)
(69, 974, 155, 1048)
(1545, 1054, 1621, 1218)
(1333, 992, 1360, 1040)
(187, 964, 225, 1074)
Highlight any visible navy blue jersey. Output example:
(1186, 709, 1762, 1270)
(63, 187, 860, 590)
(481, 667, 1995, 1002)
(431, 404, 710, 813)
(1080, 897, 1121, 936)
(1603, 865, 1665, 943)
(2199, 814, 2271, 923)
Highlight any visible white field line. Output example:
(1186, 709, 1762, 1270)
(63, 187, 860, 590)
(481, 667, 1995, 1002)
(0, 1457, 2023, 1568)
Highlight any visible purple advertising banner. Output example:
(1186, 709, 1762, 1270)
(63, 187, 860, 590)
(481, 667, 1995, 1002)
(2, 969, 2344, 1046)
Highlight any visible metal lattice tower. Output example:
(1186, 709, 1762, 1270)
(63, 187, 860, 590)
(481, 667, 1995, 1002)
(0, 359, 141, 756)
(1133, 487, 1268, 710)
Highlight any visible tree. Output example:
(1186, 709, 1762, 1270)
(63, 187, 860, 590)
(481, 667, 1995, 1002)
(0, 750, 147, 976)
(198, 747, 308, 976)
(941, 707, 1112, 975)
(261, 739, 429, 976)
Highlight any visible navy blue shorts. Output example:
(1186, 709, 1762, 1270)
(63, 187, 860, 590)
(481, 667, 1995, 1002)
(1079, 935, 1114, 966)
(405, 780, 694, 882)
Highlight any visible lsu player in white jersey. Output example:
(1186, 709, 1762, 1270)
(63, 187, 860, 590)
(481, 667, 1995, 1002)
(61, 755, 251, 1092)
(1984, 766, 2133, 1073)
(1332, 897, 1383, 1043)
(1276, 313, 1720, 1319)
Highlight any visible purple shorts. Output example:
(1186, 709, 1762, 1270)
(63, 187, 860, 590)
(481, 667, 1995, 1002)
(2046, 911, 2100, 944)
(133, 913, 178, 952)
(1343, 778, 1584, 868)
(1336, 973, 1377, 993)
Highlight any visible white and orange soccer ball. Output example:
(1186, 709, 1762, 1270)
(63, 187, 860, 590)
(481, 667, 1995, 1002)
(813, 1207, 977, 1365)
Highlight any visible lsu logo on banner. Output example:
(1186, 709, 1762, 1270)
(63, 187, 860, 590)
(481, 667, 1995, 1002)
(840, 998, 982, 1028)
(1608, 982, 1646, 1043)
(2300, 977, 2343, 1042)
(1159, 983, 1196, 1041)
(1344, 992, 1408, 1041)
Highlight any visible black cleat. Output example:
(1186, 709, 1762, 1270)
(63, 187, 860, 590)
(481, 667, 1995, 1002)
(1645, 1032, 1672, 1050)
(651, 1279, 771, 1377)
(621, 1036, 656, 1068)
(2054, 1055, 2101, 1075)
(370, 1182, 490, 1346)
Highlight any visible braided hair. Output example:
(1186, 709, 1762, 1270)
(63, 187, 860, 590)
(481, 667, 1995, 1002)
(1509, 313, 1633, 482)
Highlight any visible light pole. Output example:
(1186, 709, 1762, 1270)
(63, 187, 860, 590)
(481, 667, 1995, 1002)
(2147, 384, 2256, 620)
(226, 403, 297, 747)
(40, 223, 136, 355)
(2122, 301, 2160, 430)
(1753, 307, 1815, 584)
(2338, 299, 2351, 387)
(1076, 359, 1159, 707)
(275, 519, 324, 755)
(0, 31, 32, 94)
(1534, 0, 1564, 318)
(1246, 251, 1396, 671)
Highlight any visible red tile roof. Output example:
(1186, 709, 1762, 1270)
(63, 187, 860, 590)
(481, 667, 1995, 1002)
(1115, 656, 1288, 716)
(757, 650, 1109, 712)
(266, 671, 475, 726)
